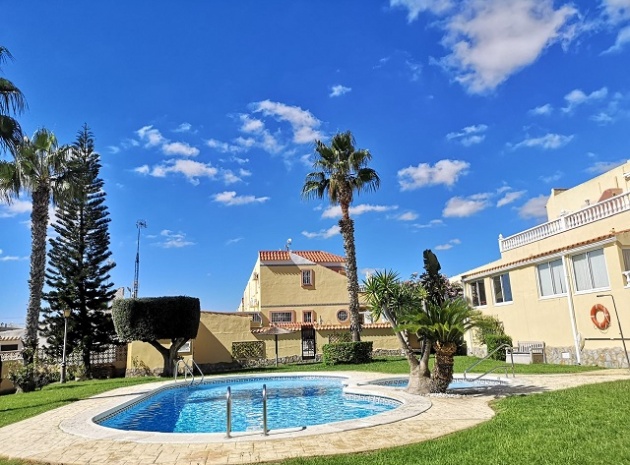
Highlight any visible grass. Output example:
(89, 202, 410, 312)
(0, 357, 621, 465)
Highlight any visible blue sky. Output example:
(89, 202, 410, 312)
(1, 1, 630, 324)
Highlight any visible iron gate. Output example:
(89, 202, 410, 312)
(301, 327, 316, 359)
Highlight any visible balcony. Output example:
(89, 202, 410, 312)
(499, 191, 630, 252)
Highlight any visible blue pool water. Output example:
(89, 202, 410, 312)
(98, 376, 400, 433)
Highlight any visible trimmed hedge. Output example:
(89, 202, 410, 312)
(485, 334, 513, 361)
(322, 341, 373, 365)
(112, 296, 200, 342)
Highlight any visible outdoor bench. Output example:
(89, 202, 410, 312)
(507, 341, 545, 364)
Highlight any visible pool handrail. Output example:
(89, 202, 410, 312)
(226, 387, 232, 438)
(262, 384, 268, 436)
(463, 343, 515, 380)
(173, 358, 205, 386)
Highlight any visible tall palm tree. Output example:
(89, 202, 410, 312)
(302, 131, 380, 341)
(0, 129, 77, 363)
(363, 270, 431, 394)
(0, 46, 26, 156)
(405, 298, 482, 393)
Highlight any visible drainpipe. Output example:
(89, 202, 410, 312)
(562, 255, 582, 364)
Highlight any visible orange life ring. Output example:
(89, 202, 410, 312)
(590, 304, 611, 330)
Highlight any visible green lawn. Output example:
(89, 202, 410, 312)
(0, 357, 622, 465)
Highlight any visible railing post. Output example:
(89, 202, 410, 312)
(226, 387, 232, 438)
(262, 384, 268, 436)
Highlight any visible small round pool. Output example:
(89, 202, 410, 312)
(97, 376, 400, 434)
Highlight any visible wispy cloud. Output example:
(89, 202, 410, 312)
(443, 194, 491, 217)
(435, 238, 461, 250)
(136, 125, 199, 156)
(412, 219, 445, 229)
(497, 190, 526, 207)
(398, 159, 470, 191)
(173, 122, 192, 133)
(212, 191, 270, 206)
(446, 124, 488, 146)
(585, 160, 625, 174)
(539, 171, 563, 183)
(602, 25, 630, 54)
(390, 0, 454, 22)
(302, 225, 341, 239)
(529, 103, 553, 115)
(510, 133, 574, 150)
(321, 204, 398, 219)
(226, 237, 244, 245)
(518, 195, 548, 219)
(330, 84, 352, 97)
(135, 159, 218, 185)
(562, 87, 608, 113)
(0, 199, 32, 218)
(396, 211, 419, 221)
(251, 100, 324, 144)
(156, 229, 195, 248)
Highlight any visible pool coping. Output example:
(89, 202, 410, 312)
(60, 372, 436, 443)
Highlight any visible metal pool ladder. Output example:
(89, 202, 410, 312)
(173, 358, 205, 385)
(225, 384, 269, 438)
(463, 343, 515, 381)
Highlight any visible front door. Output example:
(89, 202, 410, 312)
(301, 327, 316, 360)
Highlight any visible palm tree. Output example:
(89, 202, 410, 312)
(0, 46, 26, 156)
(301, 131, 380, 341)
(0, 129, 77, 363)
(363, 270, 431, 394)
(406, 298, 482, 393)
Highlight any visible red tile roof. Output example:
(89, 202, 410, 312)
(251, 322, 392, 333)
(259, 250, 345, 264)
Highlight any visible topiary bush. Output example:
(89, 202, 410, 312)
(485, 334, 513, 361)
(322, 341, 373, 365)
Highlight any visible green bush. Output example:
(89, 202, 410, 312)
(322, 341, 373, 365)
(485, 334, 513, 361)
(7, 362, 58, 393)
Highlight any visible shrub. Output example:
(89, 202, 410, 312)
(7, 362, 57, 393)
(485, 334, 513, 361)
(322, 341, 373, 365)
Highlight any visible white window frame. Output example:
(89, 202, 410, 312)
(492, 273, 513, 305)
(536, 258, 567, 298)
(301, 269, 313, 286)
(572, 248, 610, 293)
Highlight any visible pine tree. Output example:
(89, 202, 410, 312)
(41, 125, 116, 376)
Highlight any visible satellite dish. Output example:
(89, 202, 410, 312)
(286, 238, 292, 251)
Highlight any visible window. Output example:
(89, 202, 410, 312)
(303, 311, 313, 323)
(622, 249, 630, 271)
(537, 259, 567, 297)
(336, 310, 349, 322)
(492, 273, 513, 304)
(301, 269, 313, 286)
(573, 248, 609, 291)
(271, 312, 293, 323)
(0, 344, 18, 352)
(470, 280, 487, 307)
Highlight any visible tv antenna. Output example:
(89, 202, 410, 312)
(132, 220, 147, 298)
(285, 238, 292, 251)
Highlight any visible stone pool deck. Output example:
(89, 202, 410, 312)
(0, 369, 627, 465)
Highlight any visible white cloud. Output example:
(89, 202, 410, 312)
(301, 225, 341, 239)
(221, 168, 251, 184)
(239, 115, 265, 134)
(518, 195, 548, 219)
(562, 87, 608, 113)
(497, 190, 526, 207)
(226, 237, 243, 245)
(0, 253, 23, 262)
(162, 141, 200, 157)
(602, 0, 630, 23)
(443, 194, 490, 217)
(530, 103, 553, 115)
(173, 122, 192, 133)
(511, 133, 574, 150)
(412, 219, 445, 229)
(398, 159, 470, 191)
(0, 199, 32, 218)
(540, 171, 563, 183)
(321, 204, 398, 219)
(585, 160, 625, 174)
(137, 159, 218, 185)
(330, 84, 352, 97)
(212, 191, 270, 206)
(136, 125, 166, 147)
(435, 238, 461, 250)
(603, 25, 630, 53)
(206, 138, 250, 154)
(397, 211, 419, 221)
(251, 100, 324, 144)
(157, 229, 195, 248)
(406, 60, 423, 81)
(390, 0, 454, 21)
(439, 0, 579, 93)
(446, 124, 488, 146)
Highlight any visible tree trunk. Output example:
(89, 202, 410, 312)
(418, 336, 431, 378)
(148, 338, 188, 377)
(24, 186, 51, 364)
(430, 341, 457, 393)
(339, 215, 361, 342)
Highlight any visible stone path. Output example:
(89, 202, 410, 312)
(0, 369, 627, 465)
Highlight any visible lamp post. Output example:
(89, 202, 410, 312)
(60, 307, 71, 383)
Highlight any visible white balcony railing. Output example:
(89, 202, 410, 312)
(499, 191, 630, 252)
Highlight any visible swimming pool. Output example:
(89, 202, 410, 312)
(97, 376, 401, 434)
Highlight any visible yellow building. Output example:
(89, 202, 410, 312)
(459, 161, 630, 368)
(126, 250, 402, 375)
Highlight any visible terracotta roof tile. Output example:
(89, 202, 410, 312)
(259, 250, 345, 264)
(251, 322, 392, 333)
